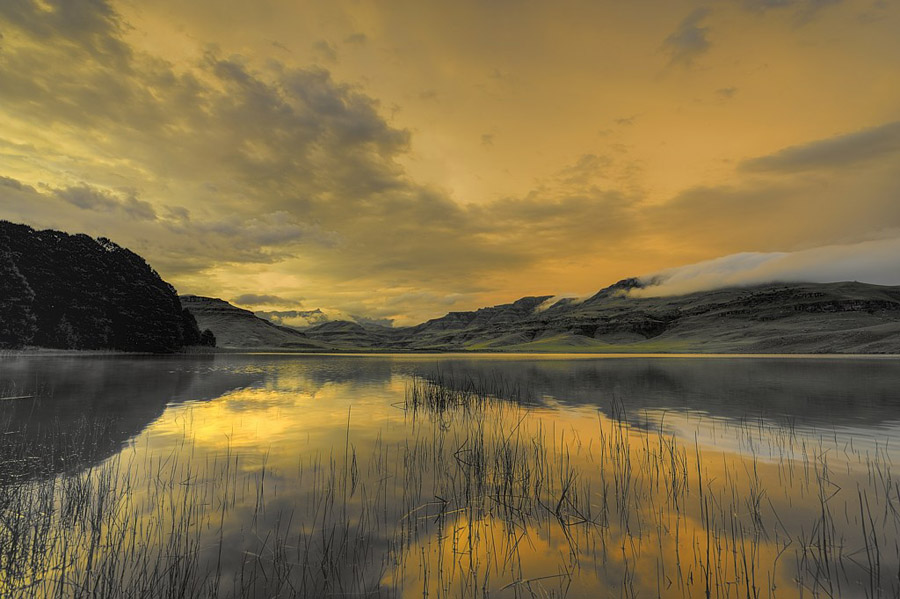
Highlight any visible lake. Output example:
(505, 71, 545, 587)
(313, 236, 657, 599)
(1, 353, 900, 598)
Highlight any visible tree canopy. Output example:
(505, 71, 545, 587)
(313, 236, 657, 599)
(0, 221, 213, 352)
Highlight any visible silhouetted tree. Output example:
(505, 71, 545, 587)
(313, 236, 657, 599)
(0, 250, 37, 348)
(0, 221, 191, 352)
(200, 329, 217, 347)
(182, 308, 203, 346)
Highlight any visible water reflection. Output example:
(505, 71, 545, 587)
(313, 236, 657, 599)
(0, 355, 262, 480)
(1, 353, 899, 597)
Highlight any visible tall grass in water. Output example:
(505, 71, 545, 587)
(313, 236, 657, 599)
(1, 375, 900, 597)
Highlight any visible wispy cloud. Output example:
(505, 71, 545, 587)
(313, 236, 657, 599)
(741, 0, 844, 25)
(664, 8, 713, 66)
(740, 121, 900, 172)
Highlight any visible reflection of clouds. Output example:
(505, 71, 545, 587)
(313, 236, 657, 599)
(10, 355, 900, 596)
(219, 389, 299, 412)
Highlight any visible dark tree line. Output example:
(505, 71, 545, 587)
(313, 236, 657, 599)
(0, 221, 215, 352)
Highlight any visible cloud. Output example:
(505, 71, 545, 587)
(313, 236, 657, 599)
(0, 176, 35, 192)
(0, 0, 897, 326)
(0, 0, 129, 61)
(54, 184, 157, 221)
(312, 39, 338, 63)
(254, 308, 393, 329)
(343, 32, 367, 46)
(349, 315, 394, 328)
(663, 8, 712, 66)
(232, 294, 298, 307)
(0, 179, 332, 275)
(716, 86, 738, 99)
(632, 236, 900, 297)
(2, 1, 644, 322)
(255, 309, 330, 328)
(553, 153, 611, 186)
(740, 121, 900, 173)
(741, 0, 844, 24)
(650, 128, 900, 256)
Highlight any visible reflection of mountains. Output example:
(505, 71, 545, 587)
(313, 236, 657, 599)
(4, 354, 898, 480)
(399, 357, 900, 428)
(241, 354, 396, 395)
(0, 356, 263, 481)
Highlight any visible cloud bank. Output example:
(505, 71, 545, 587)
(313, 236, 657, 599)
(633, 237, 900, 297)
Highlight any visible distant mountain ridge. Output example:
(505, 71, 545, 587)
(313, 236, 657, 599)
(186, 280, 900, 353)
(180, 295, 328, 350)
(10, 218, 894, 354)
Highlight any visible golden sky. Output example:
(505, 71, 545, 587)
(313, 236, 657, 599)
(1, 0, 899, 325)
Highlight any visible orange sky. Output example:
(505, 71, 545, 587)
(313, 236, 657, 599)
(1, 0, 899, 325)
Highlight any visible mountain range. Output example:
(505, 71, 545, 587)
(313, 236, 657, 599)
(5, 219, 895, 354)
(184, 279, 900, 353)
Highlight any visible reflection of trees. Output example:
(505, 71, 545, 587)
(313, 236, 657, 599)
(0, 356, 261, 481)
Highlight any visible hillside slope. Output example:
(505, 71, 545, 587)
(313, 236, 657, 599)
(304, 281, 900, 353)
(505, 281, 900, 353)
(180, 296, 330, 350)
(183, 281, 900, 354)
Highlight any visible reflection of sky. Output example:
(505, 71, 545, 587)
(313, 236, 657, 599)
(6, 354, 900, 597)
(126, 356, 900, 596)
(619, 406, 900, 466)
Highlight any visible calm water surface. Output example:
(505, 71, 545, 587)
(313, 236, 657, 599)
(2, 353, 900, 598)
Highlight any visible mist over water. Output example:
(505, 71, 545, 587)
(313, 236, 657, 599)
(2, 353, 900, 597)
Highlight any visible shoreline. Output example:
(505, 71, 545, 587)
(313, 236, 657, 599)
(2, 347, 898, 359)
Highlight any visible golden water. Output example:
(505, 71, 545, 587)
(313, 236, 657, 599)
(1, 354, 899, 598)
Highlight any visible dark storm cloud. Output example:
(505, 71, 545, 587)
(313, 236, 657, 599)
(740, 121, 900, 173)
(663, 8, 712, 66)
